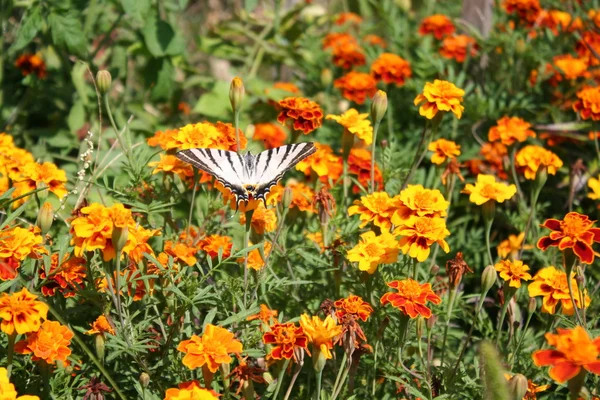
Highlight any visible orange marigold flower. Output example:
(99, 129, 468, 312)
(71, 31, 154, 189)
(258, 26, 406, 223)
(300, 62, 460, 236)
(414, 80, 465, 120)
(262, 322, 309, 361)
(348, 191, 394, 230)
(488, 116, 535, 145)
(480, 141, 509, 179)
(503, 0, 542, 25)
(439, 35, 478, 63)
(390, 184, 449, 224)
(198, 234, 233, 259)
(273, 81, 301, 94)
(381, 279, 442, 319)
(85, 315, 115, 336)
(428, 138, 461, 165)
(370, 53, 412, 86)
(588, 175, 600, 200)
(164, 380, 219, 400)
(148, 154, 194, 182)
(177, 324, 243, 373)
(240, 203, 277, 235)
(576, 31, 600, 66)
(295, 143, 343, 180)
(277, 97, 323, 135)
(253, 123, 287, 149)
(497, 232, 533, 259)
(164, 240, 199, 266)
(537, 212, 600, 264)
(515, 145, 563, 180)
(147, 129, 178, 150)
(532, 326, 600, 383)
(243, 241, 272, 271)
(528, 266, 591, 315)
(164, 121, 246, 152)
(15, 320, 72, 364)
(363, 34, 386, 48)
(347, 230, 399, 274)
(418, 14, 456, 39)
(0, 225, 46, 280)
(15, 53, 47, 79)
(39, 254, 86, 298)
(0, 288, 48, 335)
(299, 314, 342, 359)
(247, 304, 278, 324)
(326, 109, 373, 145)
(322, 32, 357, 50)
(348, 148, 382, 191)
(335, 12, 362, 25)
(541, 9, 575, 34)
(462, 174, 517, 205)
(267, 182, 315, 212)
(494, 259, 532, 288)
(573, 86, 600, 121)
(334, 295, 373, 322)
(332, 41, 366, 70)
(334, 72, 377, 105)
(0, 366, 40, 400)
(395, 216, 450, 262)
(12, 161, 68, 205)
(553, 54, 589, 81)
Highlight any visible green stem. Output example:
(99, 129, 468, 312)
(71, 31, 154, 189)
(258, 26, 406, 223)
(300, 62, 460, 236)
(283, 362, 302, 400)
(6, 333, 15, 377)
(370, 121, 380, 193)
(566, 267, 584, 326)
(273, 359, 291, 399)
(386, 90, 394, 144)
(331, 352, 348, 398)
(187, 170, 199, 237)
(40, 360, 51, 398)
(484, 217, 494, 267)
(315, 369, 323, 400)
(234, 110, 241, 151)
(495, 300, 510, 347)
(518, 187, 540, 260)
(331, 360, 351, 400)
(114, 252, 125, 331)
(440, 287, 458, 366)
(243, 209, 254, 308)
(508, 311, 533, 368)
(401, 123, 433, 190)
(509, 146, 524, 203)
(103, 95, 132, 165)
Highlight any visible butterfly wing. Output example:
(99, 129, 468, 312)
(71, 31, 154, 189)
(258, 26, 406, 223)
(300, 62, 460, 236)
(250, 143, 316, 202)
(176, 148, 248, 201)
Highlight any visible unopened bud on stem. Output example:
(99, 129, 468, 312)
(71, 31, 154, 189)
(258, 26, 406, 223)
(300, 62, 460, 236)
(96, 70, 112, 95)
(481, 265, 497, 294)
(370, 90, 388, 124)
(37, 202, 54, 235)
(230, 77, 245, 113)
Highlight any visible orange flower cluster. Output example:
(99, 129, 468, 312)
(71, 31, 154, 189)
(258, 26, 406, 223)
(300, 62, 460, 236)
(0, 226, 46, 280)
(497, 232, 532, 260)
(381, 279, 441, 318)
(262, 322, 309, 361)
(322, 33, 356, 50)
(515, 145, 562, 180)
(148, 154, 195, 185)
(439, 35, 478, 63)
(332, 41, 366, 70)
(414, 80, 465, 120)
(551, 54, 589, 83)
(418, 14, 456, 39)
(16, 320, 73, 364)
(15, 53, 47, 78)
(39, 254, 87, 298)
(148, 121, 246, 152)
(528, 266, 591, 315)
(538, 212, 600, 264)
(177, 324, 243, 373)
(247, 304, 279, 325)
(573, 86, 600, 121)
(277, 97, 323, 134)
(334, 72, 377, 104)
(242, 241, 272, 271)
(253, 122, 287, 149)
(296, 143, 343, 183)
(488, 116, 535, 146)
(363, 34, 386, 48)
(164, 380, 219, 400)
(576, 31, 600, 66)
(540, 9, 581, 35)
(0, 288, 48, 335)
(370, 53, 412, 86)
(348, 148, 383, 192)
(198, 235, 233, 259)
(429, 139, 460, 165)
(503, 0, 542, 25)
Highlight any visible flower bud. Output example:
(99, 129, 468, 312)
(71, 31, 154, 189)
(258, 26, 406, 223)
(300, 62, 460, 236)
(533, 166, 547, 195)
(481, 265, 497, 294)
(36, 181, 48, 202)
(95, 334, 106, 363)
(37, 202, 54, 235)
(139, 372, 150, 388)
(508, 373, 528, 400)
(111, 226, 129, 255)
(576, 265, 586, 288)
(481, 200, 496, 225)
(416, 316, 424, 339)
(426, 314, 437, 330)
(321, 68, 333, 87)
(282, 186, 293, 209)
(229, 77, 245, 113)
(370, 90, 388, 124)
(96, 70, 112, 95)
(312, 348, 327, 373)
(528, 297, 537, 314)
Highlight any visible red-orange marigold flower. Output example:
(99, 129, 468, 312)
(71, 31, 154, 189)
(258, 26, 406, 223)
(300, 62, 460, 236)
(537, 212, 600, 264)
(334, 72, 377, 105)
(332, 42, 366, 70)
(348, 148, 383, 192)
(381, 279, 441, 318)
(277, 97, 323, 134)
(322, 33, 357, 50)
(573, 86, 600, 121)
(39, 254, 86, 298)
(247, 304, 278, 324)
(333, 295, 373, 322)
(262, 322, 309, 361)
(532, 326, 600, 383)
(85, 315, 116, 336)
(198, 235, 233, 259)
(370, 53, 412, 86)
(15, 53, 47, 79)
(0, 288, 48, 335)
(418, 14, 456, 39)
(15, 320, 73, 364)
(177, 324, 243, 373)
(503, 0, 542, 25)
(439, 35, 478, 63)
(253, 122, 288, 149)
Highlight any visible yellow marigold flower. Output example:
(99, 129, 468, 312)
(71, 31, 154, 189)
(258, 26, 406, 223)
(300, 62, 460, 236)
(299, 314, 342, 359)
(326, 109, 373, 145)
(0, 226, 46, 281)
(247, 304, 278, 324)
(574, 86, 600, 121)
(414, 80, 465, 120)
(147, 129, 178, 150)
(177, 324, 243, 373)
(277, 97, 323, 135)
(0, 367, 40, 400)
(85, 315, 115, 336)
(381, 279, 442, 318)
(240, 203, 277, 235)
(494, 259, 532, 288)
(515, 145, 562, 180)
(0, 288, 48, 335)
(347, 230, 399, 274)
(148, 154, 194, 181)
(370, 53, 412, 87)
(15, 320, 72, 364)
(488, 116, 535, 146)
(164, 240, 199, 266)
(252, 122, 287, 149)
(462, 174, 517, 205)
(390, 184, 449, 225)
(439, 35, 478, 63)
(418, 14, 456, 39)
(295, 143, 343, 180)
(267, 182, 315, 212)
(164, 380, 219, 400)
(348, 191, 394, 230)
(428, 139, 460, 165)
(12, 161, 68, 205)
(497, 232, 532, 259)
(244, 241, 272, 271)
(334, 71, 378, 105)
(395, 216, 450, 262)
(528, 266, 591, 315)
(39, 254, 86, 298)
(198, 235, 233, 259)
(588, 175, 600, 200)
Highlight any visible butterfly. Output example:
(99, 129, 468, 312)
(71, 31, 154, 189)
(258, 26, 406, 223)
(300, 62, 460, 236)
(176, 142, 316, 207)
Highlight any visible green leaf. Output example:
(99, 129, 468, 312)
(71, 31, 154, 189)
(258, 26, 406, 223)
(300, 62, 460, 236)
(67, 100, 85, 134)
(145, 58, 175, 101)
(11, 8, 43, 51)
(142, 13, 185, 57)
(48, 12, 88, 57)
(192, 81, 231, 119)
(218, 306, 260, 327)
(120, 0, 151, 23)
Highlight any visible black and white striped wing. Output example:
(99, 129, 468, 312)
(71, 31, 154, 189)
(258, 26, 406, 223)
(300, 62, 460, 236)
(250, 143, 316, 202)
(176, 148, 247, 200)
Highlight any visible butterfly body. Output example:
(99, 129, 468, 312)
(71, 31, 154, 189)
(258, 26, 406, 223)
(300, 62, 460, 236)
(176, 143, 316, 207)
